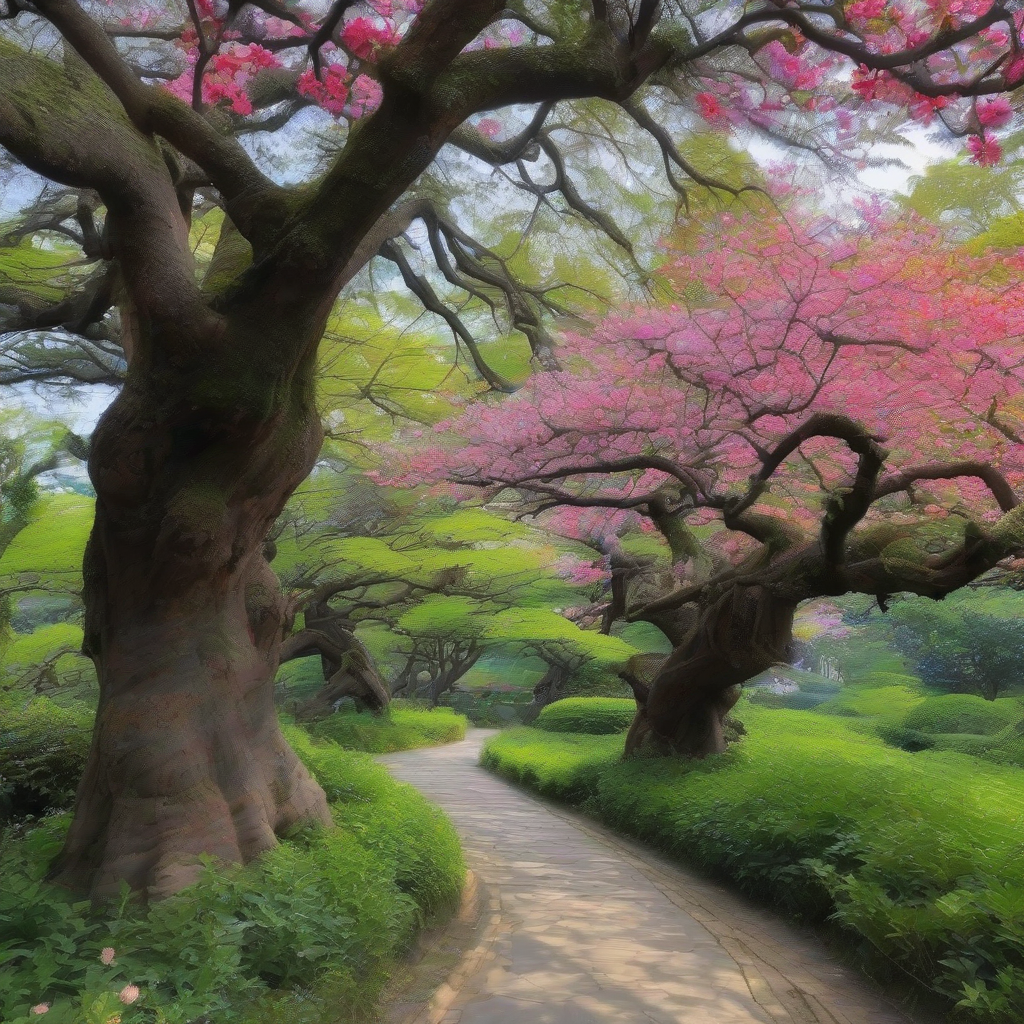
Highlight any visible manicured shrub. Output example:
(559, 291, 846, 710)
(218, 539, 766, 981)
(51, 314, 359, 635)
(0, 726, 463, 1024)
(536, 697, 636, 734)
(482, 706, 1024, 1022)
(306, 701, 467, 753)
(0, 696, 93, 822)
(902, 694, 1023, 736)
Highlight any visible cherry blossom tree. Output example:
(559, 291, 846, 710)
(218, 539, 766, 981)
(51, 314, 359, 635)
(388, 205, 1024, 757)
(2, 0, 1024, 897)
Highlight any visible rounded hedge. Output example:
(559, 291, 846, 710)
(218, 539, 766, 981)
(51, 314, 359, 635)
(902, 694, 1023, 736)
(536, 697, 636, 735)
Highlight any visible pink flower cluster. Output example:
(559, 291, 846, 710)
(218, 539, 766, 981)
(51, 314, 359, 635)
(383, 206, 1024, 563)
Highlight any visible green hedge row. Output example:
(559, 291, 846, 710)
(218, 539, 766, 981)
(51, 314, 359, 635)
(481, 703, 1024, 1022)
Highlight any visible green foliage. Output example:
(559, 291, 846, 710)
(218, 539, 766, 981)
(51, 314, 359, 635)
(484, 608, 637, 667)
(904, 159, 1024, 234)
(0, 695, 93, 821)
(888, 596, 1024, 700)
(536, 697, 636, 735)
(482, 704, 1024, 1021)
(0, 726, 463, 1024)
(2, 622, 84, 673)
(305, 702, 467, 753)
(967, 211, 1024, 254)
(0, 237, 85, 305)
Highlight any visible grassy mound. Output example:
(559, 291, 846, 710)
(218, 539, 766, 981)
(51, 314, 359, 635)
(536, 697, 636, 735)
(815, 679, 925, 720)
(902, 694, 1023, 736)
(482, 703, 1024, 1022)
(307, 701, 467, 753)
(1, 726, 463, 1024)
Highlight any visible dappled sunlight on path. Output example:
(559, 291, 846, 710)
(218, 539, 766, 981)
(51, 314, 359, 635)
(380, 730, 931, 1024)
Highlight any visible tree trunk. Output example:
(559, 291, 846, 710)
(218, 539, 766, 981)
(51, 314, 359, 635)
(625, 586, 796, 759)
(283, 619, 390, 718)
(48, 370, 332, 900)
(521, 662, 569, 723)
(427, 645, 482, 706)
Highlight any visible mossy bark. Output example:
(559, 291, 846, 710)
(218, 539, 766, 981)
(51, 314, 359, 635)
(48, 360, 331, 900)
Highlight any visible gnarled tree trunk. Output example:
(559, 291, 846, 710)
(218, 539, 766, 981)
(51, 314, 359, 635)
(48, 366, 332, 900)
(625, 585, 796, 759)
(282, 614, 390, 718)
(521, 660, 570, 722)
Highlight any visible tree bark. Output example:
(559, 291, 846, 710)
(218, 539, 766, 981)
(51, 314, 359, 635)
(48, 368, 332, 900)
(625, 585, 796, 759)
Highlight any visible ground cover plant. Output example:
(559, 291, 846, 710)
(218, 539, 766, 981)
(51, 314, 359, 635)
(0, 695, 93, 823)
(0, 724, 463, 1024)
(482, 699, 1024, 1021)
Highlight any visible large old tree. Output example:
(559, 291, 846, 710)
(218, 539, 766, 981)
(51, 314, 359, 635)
(393, 207, 1024, 756)
(1, 0, 1022, 897)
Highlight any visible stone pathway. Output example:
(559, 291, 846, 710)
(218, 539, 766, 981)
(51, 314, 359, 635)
(380, 730, 935, 1024)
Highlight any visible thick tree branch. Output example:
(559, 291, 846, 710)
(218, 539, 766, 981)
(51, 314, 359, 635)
(875, 462, 1019, 513)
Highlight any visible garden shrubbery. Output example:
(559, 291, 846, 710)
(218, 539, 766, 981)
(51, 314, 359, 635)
(482, 701, 1024, 1022)
(306, 701, 467, 753)
(0, 726, 464, 1024)
(535, 697, 636, 735)
(0, 696, 93, 822)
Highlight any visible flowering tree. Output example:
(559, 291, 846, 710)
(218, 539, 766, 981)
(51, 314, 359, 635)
(2, 0, 1024, 897)
(389, 206, 1024, 756)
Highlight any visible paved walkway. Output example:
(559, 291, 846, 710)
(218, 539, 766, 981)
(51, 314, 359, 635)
(380, 730, 932, 1024)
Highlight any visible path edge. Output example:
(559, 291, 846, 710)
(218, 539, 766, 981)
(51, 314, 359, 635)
(381, 867, 504, 1024)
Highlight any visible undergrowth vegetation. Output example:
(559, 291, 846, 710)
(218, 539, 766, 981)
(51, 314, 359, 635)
(0, 726, 464, 1024)
(482, 699, 1024, 1022)
(0, 695, 93, 822)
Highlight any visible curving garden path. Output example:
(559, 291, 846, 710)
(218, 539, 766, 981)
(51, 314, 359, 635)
(380, 729, 935, 1024)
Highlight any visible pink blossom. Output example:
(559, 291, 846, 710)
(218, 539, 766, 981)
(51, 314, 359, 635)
(695, 92, 727, 124)
(340, 17, 398, 61)
(478, 118, 502, 138)
(350, 74, 383, 117)
(977, 97, 1013, 128)
(100, 947, 116, 965)
(30, 1005, 49, 1015)
(118, 985, 140, 1006)
(846, 0, 887, 18)
(298, 65, 351, 116)
(967, 132, 1002, 166)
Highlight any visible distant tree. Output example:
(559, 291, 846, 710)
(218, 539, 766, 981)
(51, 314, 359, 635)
(391, 206, 1024, 756)
(890, 600, 1024, 701)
